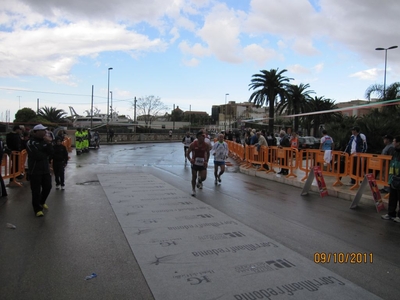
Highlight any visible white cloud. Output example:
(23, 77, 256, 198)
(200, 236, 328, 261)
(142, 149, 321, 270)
(243, 44, 276, 65)
(182, 57, 200, 67)
(0, 21, 166, 82)
(178, 41, 210, 57)
(287, 64, 311, 75)
(197, 3, 243, 63)
(350, 68, 380, 81)
(313, 63, 324, 73)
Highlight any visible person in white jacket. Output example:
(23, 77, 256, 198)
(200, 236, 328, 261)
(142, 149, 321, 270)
(211, 133, 229, 185)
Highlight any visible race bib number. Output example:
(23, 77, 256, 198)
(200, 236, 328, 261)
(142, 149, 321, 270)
(195, 157, 205, 166)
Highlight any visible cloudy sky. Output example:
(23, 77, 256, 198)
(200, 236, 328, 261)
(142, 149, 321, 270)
(0, 0, 399, 121)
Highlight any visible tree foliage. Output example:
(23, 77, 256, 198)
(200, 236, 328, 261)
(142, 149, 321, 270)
(38, 106, 68, 123)
(14, 107, 38, 123)
(276, 83, 314, 132)
(133, 96, 169, 126)
(248, 68, 292, 133)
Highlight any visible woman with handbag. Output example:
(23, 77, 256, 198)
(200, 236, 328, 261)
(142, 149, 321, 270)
(381, 136, 400, 222)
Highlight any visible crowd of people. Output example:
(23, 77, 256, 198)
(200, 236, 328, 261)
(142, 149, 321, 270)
(182, 126, 400, 223)
(1, 124, 69, 217)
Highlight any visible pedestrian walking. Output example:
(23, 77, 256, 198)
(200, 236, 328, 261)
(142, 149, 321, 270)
(52, 137, 68, 190)
(26, 124, 54, 217)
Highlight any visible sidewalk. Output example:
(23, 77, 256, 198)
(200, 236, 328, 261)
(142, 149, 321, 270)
(238, 162, 387, 205)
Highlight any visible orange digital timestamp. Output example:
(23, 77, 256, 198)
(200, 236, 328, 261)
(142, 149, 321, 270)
(314, 252, 373, 264)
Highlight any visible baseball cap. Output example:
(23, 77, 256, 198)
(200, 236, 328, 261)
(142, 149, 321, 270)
(33, 124, 47, 131)
(383, 134, 393, 140)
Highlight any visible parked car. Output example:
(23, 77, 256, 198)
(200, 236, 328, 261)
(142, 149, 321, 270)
(304, 136, 321, 149)
(298, 136, 316, 150)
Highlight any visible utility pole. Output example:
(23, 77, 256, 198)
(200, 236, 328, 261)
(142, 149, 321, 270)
(133, 97, 137, 133)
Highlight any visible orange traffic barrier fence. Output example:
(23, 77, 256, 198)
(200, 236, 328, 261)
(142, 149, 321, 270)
(228, 144, 394, 190)
(298, 150, 348, 186)
(347, 153, 392, 190)
(1, 150, 27, 187)
(266, 146, 299, 178)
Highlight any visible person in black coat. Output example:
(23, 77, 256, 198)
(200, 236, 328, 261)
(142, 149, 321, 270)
(6, 125, 22, 182)
(26, 124, 54, 217)
(52, 137, 68, 190)
(0, 138, 7, 197)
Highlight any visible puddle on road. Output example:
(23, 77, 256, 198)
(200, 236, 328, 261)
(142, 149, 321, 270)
(76, 180, 101, 186)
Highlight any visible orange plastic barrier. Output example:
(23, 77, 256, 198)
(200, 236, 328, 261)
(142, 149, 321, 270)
(298, 150, 348, 186)
(227, 144, 393, 191)
(347, 153, 392, 190)
(266, 146, 299, 178)
(1, 150, 27, 187)
(63, 137, 72, 152)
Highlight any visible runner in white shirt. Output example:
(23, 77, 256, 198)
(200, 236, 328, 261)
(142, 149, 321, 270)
(211, 134, 229, 185)
(182, 132, 194, 163)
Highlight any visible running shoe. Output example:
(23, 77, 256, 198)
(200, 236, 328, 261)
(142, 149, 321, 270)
(42, 204, 48, 210)
(393, 217, 400, 223)
(381, 214, 394, 220)
(197, 179, 203, 189)
(61, 185, 65, 190)
(56, 185, 60, 190)
(214, 178, 218, 185)
(36, 211, 44, 217)
(191, 189, 196, 196)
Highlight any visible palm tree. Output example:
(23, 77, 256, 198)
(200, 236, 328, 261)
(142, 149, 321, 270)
(276, 83, 314, 132)
(302, 96, 337, 136)
(248, 68, 293, 133)
(38, 106, 68, 123)
(365, 82, 400, 101)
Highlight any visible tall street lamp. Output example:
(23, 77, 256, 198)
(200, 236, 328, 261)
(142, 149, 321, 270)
(224, 93, 229, 132)
(107, 67, 113, 142)
(375, 45, 398, 100)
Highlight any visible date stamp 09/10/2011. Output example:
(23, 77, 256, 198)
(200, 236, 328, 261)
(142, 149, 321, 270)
(314, 252, 373, 264)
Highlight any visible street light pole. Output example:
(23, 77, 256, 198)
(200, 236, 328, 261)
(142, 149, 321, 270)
(106, 67, 113, 142)
(224, 93, 229, 132)
(110, 91, 113, 117)
(375, 45, 398, 100)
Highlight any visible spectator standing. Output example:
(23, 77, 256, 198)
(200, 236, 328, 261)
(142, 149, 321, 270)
(380, 134, 395, 193)
(266, 132, 276, 147)
(290, 132, 299, 149)
(109, 128, 115, 143)
(278, 130, 290, 175)
(381, 136, 400, 222)
(52, 137, 68, 190)
(6, 125, 23, 182)
(249, 130, 259, 145)
(320, 130, 334, 150)
(344, 126, 367, 184)
(0, 138, 7, 197)
(26, 124, 54, 217)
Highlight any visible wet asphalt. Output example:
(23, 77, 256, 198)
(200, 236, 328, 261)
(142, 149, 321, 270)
(1, 142, 400, 300)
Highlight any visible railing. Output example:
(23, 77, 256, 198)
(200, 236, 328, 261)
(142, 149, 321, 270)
(228, 144, 393, 191)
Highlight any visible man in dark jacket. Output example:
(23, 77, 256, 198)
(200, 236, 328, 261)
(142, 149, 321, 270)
(6, 125, 22, 182)
(52, 137, 69, 190)
(26, 124, 54, 217)
(0, 138, 7, 197)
